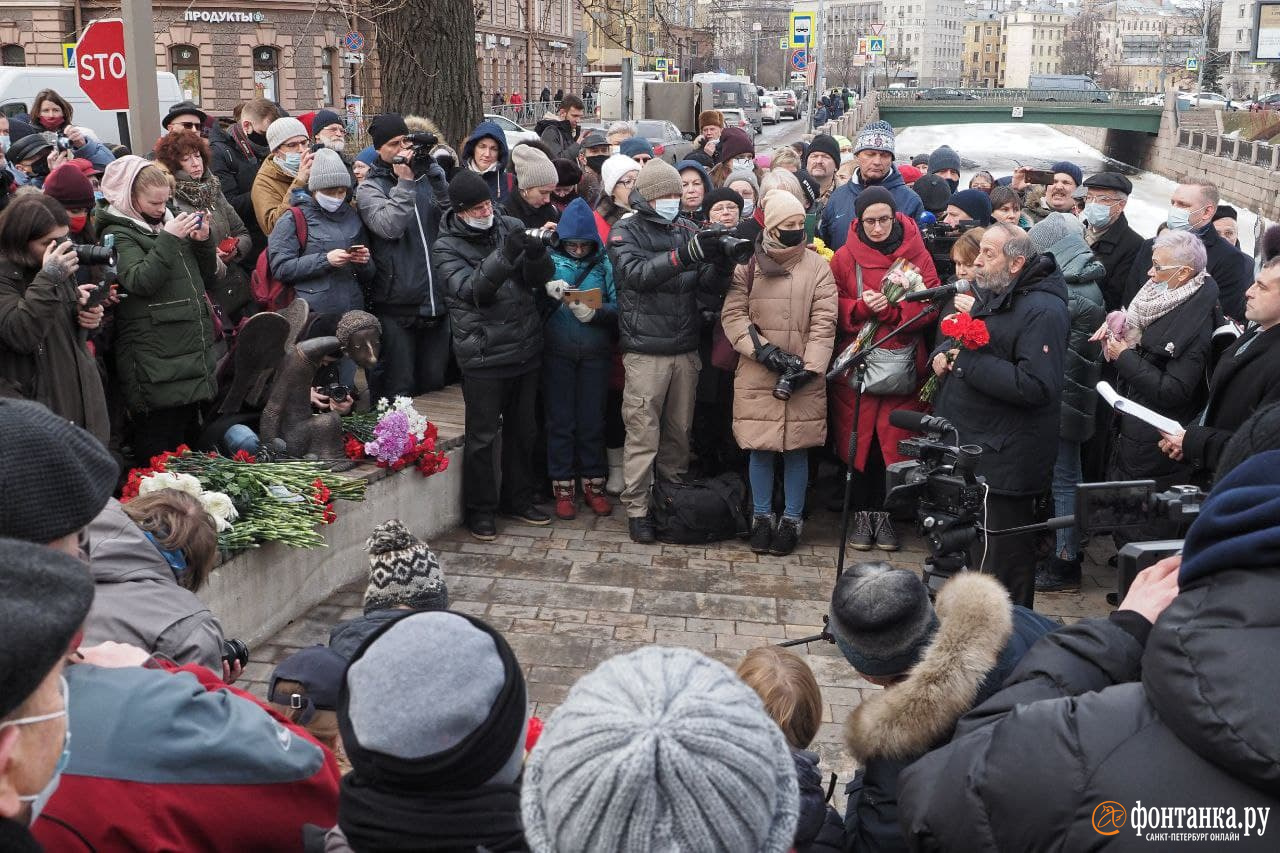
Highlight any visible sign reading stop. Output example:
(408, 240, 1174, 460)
(76, 19, 129, 111)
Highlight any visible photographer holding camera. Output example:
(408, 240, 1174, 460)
(357, 113, 453, 397)
(501, 143, 561, 229)
(608, 158, 737, 543)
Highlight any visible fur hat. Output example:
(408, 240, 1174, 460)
(828, 561, 939, 677)
(364, 519, 448, 612)
(763, 188, 804, 231)
(266, 116, 308, 153)
(634, 157, 682, 202)
(308, 147, 351, 192)
(600, 154, 640, 196)
(853, 120, 895, 155)
(698, 109, 725, 130)
(511, 144, 558, 189)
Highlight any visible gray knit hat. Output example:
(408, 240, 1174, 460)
(634, 157, 682, 202)
(853, 120, 896, 155)
(511, 143, 558, 189)
(1028, 212, 1080, 254)
(308, 147, 351, 192)
(364, 519, 447, 613)
(725, 168, 761, 201)
(927, 144, 961, 175)
(521, 646, 800, 853)
(828, 561, 938, 677)
(0, 398, 116, 543)
(266, 116, 309, 153)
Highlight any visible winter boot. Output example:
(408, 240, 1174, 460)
(628, 515, 656, 544)
(849, 511, 874, 551)
(1035, 555, 1082, 593)
(583, 478, 613, 516)
(873, 512, 900, 552)
(771, 516, 802, 556)
(605, 447, 625, 495)
(552, 480, 577, 520)
(750, 513, 775, 554)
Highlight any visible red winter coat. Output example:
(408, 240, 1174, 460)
(828, 213, 941, 469)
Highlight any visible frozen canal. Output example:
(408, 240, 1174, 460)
(894, 123, 1262, 256)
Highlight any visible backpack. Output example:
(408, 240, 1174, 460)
(651, 473, 749, 544)
(250, 206, 306, 311)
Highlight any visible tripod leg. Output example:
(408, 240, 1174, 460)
(835, 367, 866, 580)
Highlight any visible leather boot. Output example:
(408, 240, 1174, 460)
(552, 480, 576, 520)
(583, 478, 613, 516)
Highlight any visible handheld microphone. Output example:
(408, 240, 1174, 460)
(888, 409, 955, 434)
(900, 280, 971, 303)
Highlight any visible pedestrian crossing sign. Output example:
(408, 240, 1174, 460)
(868, 36, 886, 55)
(1185, 57, 1199, 71)
(656, 57, 668, 72)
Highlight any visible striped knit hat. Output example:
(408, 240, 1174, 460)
(364, 519, 448, 613)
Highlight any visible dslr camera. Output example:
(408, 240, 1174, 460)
(922, 220, 980, 280)
(222, 637, 250, 669)
(701, 225, 754, 264)
(523, 227, 560, 249)
(55, 134, 75, 153)
(55, 236, 117, 266)
(320, 383, 352, 404)
(391, 131, 441, 175)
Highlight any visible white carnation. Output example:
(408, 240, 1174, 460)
(138, 472, 204, 498)
(198, 491, 239, 529)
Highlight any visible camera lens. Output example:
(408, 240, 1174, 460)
(73, 244, 117, 266)
(773, 376, 794, 401)
(716, 233, 755, 264)
(221, 638, 249, 668)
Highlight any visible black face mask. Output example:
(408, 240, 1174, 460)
(30, 157, 51, 179)
(777, 228, 805, 247)
(945, 178, 959, 193)
(586, 154, 608, 175)
(247, 130, 268, 147)
(141, 212, 166, 226)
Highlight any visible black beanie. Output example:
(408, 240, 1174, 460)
(369, 113, 410, 149)
(806, 133, 840, 167)
(704, 186, 744, 213)
(912, 174, 952, 215)
(0, 537, 95, 717)
(796, 170, 820, 207)
(854, 186, 897, 220)
(0, 398, 116, 543)
(1216, 401, 1280, 484)
(448, 170, 493, 212)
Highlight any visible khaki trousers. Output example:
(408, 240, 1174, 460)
(620, 351, 701, 517)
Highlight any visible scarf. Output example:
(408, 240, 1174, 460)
(1125, 271, 1206, 338)
(229, 121, 266, 161)
(338, 775, 527, 852)
(760, 233, 807, 269)
(856, 219, 904, 256)
(172, 170, 224, 213)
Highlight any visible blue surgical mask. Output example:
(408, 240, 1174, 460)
(1166, 205, 1192, 231)
(280, 152, 303, 173)
(94, 190, 105, 204)
(742, 199, 755, 217)
(1083, 202, 1113, 229)
(0, 134, 9, 151)
(654, 198, 680, 221)
(2, 676, 70, 822)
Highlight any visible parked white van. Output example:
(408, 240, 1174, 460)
(0, 67, 184, 145)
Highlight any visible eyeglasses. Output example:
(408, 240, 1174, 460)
(1084, 194, 1122, 204)
(171, 121, 202, 131)
(1152, 263, 1187, 274)
(616, 178, 636, 188)
(276, 139, 308, 153)
(862, 214, 894, 228)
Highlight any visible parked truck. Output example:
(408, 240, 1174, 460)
(591, 71, 764, 135)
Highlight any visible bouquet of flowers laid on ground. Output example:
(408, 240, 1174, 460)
(121, 446, 367, 552)
(918, 312, 991, 402)
(828, 258, 927, 381)
(342, 397, 449, 477)
(810, 237, 834, 261)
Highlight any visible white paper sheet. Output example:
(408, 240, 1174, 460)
(1096, 381, 1185, 436)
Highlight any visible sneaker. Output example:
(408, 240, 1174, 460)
(873, 512, 900, 552)
(628, 515, 656, 544)
(749, 513, 775, 554)
(582, 478, 613, 516)
(552, 480, 577, 521)
(468, 513, 497, 541)
(849, 511, 874, 551)
(503, 505, 552, 526)
(1034, 556, 1082, 593)
(770, 516, 802, 556)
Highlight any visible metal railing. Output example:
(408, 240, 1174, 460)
(878, 88, 1157, 106)
(486, 98, 597, 127)
(1176, 126, 1280, 169)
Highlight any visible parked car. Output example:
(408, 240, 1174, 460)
(483, 113, 540, 147)
(718, 107, 756, 135)
(770, 90, 800, 119)
(761, 96, 779, 124)
(1139, 93, 1165, 106)
(633, 119, 695, 165)
(1178, 91, 1239, 110)
(914, 87, 980, 101)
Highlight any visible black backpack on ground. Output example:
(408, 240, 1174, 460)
(651, 473, 749, 544)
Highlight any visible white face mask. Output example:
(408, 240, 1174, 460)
(315, 192, 346, 213)
(463, 214, 494, 230)
(2, 676, 70, 823)
(840, 152, 854, 164)
(654, 198, 681, 221)
(742, 199, 755, 217)
(732, 156, 754, 170)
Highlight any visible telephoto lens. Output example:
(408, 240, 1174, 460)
(75, 244, 117, 266)
(221, 638, 250, 669)
(524, 227, 560, 248)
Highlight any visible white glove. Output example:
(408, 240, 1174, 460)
(545, 279, 569, 299)
(568, 300, 596, 323)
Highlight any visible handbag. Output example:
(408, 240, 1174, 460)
(710, 257, 757, 371)
(855, 264, 918, 396)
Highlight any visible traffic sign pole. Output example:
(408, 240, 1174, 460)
(122, 0, 160, 150)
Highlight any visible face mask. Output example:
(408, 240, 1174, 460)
(247, 129, 268, 146)
(777, 228, 805, 247)
(279, 152, 303, 173)
(94, 190, 105, 204)
(68, 213, 88, 232)
(39, 116, 63, 130)
(2, 676, 69, 822)
(1083, 202, 1113, 229)
(586, 154, 608, 175)
(732, 156, 754, 170)
(315, 192, 346, 213)
(462, 214, 494, 230)
(0, 134, 9, 151)
(945, 178, 959, 193)
(840, 152, 854, 165)
(742, 199, 755, 217)
(1166, 205, 1192, 231)
(654, 198, 681, 221)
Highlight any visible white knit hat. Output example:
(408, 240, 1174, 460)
(601, 153, 640, 196)
(266, 117, 308, 153)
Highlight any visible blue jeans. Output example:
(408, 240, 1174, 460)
(1053, 438, 1082, 557)
(544, 352, 610, 479)
(748, 449, 809, 520)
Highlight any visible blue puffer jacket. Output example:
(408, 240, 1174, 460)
(819, 165, 924, 251)
(546, 198, 616, 359)
(460, 121, 515, 203)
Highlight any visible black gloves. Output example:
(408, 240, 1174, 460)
(502, 231, 525, 263)
(754, 340, 805, 376)
(787, 369, 818, 389)
(677, 231, 721, 267)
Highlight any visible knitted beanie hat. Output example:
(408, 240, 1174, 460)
(512, 144, 558, 189)
(704, 186, 744, 213)
(448, 170, 492, 212)
(266, 117, 308, 153)
(619, 137, 655, 159)
(1028, 211, 1079, 253)
(521, 646, 800, 853)
(368, 114, 409, 149)
(308, 148, 352, 192)
(853, 120, 896, 155)
(828, 561, 939, 677)
(725, 168, 760, 200)
(313, 109, 344, 134)
(714, 127, 755, 165)
(854, 185, 897, 220)
(364, 519, 448, 612)
(0, 398, 116, 543)
(806, 133, 840, 166)
(928, 144, 962, 175)
(763, 188, 804, 231)
(947, 188, 994, 226)
(913, 174, 952, 215)
(600, 153, 640, 196)
(1049, 160, 1084, 187)
(634, 158, 682, 202)
(43, 162, 95, 209)
(796, 170, 820, 207)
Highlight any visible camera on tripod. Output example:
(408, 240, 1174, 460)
(391, 131, 440, 173)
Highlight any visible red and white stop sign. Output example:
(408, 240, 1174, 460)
(75, 19, 129, 111)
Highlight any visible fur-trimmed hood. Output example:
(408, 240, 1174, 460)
(844, 573, 1012, 762)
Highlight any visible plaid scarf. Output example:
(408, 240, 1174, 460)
(1125, 270, 1206, 340)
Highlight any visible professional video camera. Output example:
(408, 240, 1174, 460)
(391, 131, 440, 174)
(702, 225, 755, 264)
(922, 219, 981, 281)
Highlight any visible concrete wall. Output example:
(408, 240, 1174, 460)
(202, 448, 464, 647)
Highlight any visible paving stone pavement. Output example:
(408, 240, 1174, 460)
(241, 504, 1115, 811)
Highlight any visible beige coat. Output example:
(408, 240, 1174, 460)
(721, 246, 837, 452)
(250, 155, 307, 237)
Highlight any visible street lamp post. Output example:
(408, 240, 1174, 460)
(752, 21, 762, 81)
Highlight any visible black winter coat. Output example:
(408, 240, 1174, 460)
(1125, 225, 1253, 322)
(357, 159, 451, 317)
(208, 123, 267, 258)
(791, 749, 842, 853)
(1089, 212, 1144, 312)
(898, 567, 1280, 851)
(1182, 324, 1280, 475)
(501, 190, 561, 231)
(607, 202, 730, 356)
(434, 212, 555, 375)
(1109, 279, 1217, 483)
(933, 254, 1070, 495)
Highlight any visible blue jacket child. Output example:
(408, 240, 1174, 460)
(545, 197, 616, 358)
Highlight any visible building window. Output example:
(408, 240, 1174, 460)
(253, 46, 279, 103)
(322, 48, 336, 105)
(169, 45, 201, 104)
(0, 45, 25, 67)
